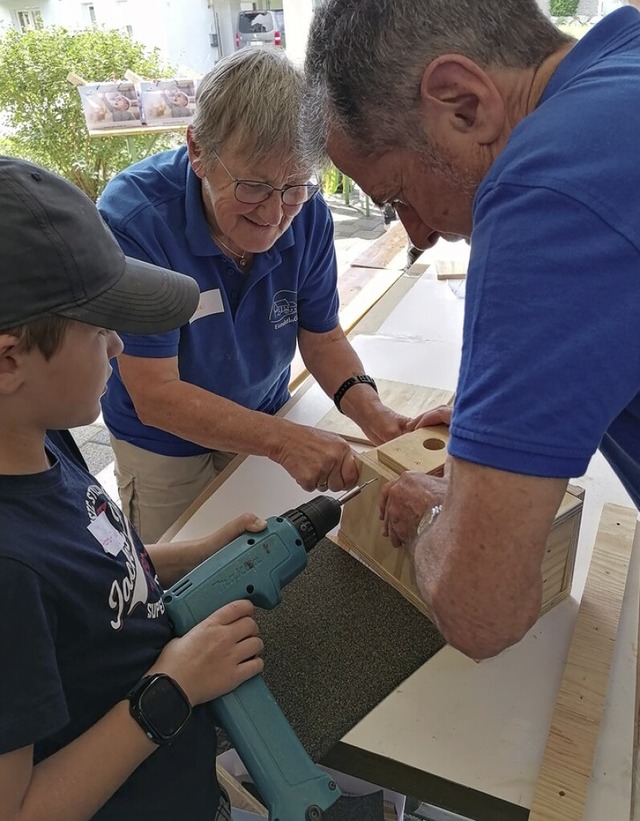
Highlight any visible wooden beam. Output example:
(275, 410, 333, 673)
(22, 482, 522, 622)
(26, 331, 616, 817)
(216, 764, 268, 815)
(529, 503, 637, 821)
(632, 568, 640, 818)
(351, 221, 408, 270)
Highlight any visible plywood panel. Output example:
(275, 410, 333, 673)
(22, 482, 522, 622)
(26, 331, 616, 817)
(529, 503, 637, 821)
(376, 426, 449, 475)
(316, 382, 453, 444)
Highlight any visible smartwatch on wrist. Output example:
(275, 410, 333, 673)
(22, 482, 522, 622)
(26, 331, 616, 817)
(127, 673, 192, 746)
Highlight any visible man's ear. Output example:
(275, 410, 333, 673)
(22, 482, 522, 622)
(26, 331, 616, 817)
(0, 335, 25, 396)
(186, 126, 205, 178)
(420, 55, 505, 145)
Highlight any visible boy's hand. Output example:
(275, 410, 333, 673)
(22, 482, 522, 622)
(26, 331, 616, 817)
(199, 513, 267, 559)
(149, 600, 264, 705)
(151, 514, 269, 585)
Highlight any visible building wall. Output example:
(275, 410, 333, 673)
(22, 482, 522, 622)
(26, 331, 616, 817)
(211, 0, 242, 60)
(0, 0, 319, 71)
(282, 0, 313, 65)
(0, 0, 62, 31)
(0, 0, 221, 74)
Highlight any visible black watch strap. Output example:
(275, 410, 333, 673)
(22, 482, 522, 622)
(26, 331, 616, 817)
(127, 673, 192, 746)
(333, 374, 378, 414)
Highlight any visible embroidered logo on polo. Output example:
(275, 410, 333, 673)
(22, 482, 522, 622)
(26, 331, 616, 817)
(85, 485, 163, 629)
(269, 289, 298, 329)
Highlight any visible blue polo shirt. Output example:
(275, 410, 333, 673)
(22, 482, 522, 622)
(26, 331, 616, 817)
(99, 147, 339, 456)
(449, 8, 640, 506)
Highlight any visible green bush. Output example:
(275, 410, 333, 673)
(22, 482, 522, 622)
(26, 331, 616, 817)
(550, 0, 579, 16)
(0, 27, 178, 200)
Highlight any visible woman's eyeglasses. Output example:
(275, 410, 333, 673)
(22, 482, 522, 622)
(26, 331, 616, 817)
(212, 150, 320, 207)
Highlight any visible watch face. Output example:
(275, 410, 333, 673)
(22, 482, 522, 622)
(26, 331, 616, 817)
(141, 676, 191, 737)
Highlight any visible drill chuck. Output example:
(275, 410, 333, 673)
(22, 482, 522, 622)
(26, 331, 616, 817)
(282, 495, 342, 552)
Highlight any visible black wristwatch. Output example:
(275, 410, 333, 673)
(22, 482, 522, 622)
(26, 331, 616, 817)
(127, 673, 192, 746)
(333, 374, 378, 414)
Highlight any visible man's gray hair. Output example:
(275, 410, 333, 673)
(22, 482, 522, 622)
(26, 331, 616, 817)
(305, 0, 573, 157)
(192, 47, 308, 174)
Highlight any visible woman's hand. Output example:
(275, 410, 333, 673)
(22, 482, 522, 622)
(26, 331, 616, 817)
(355, 405, 411, 445)
(149, 600, 264, 705)
(405, 404, 453, 431)
(271, 422, 358, 492)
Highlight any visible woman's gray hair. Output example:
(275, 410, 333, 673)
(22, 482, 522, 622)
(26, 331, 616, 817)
(304, 0, 573, 158)
(192, 47, 309, 175)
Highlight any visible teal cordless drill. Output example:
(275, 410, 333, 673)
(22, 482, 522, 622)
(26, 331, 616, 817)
(163, 481, 377, 821)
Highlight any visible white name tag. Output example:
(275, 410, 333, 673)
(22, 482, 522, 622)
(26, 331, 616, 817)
(87, 511, 126, 556)
(190, 288, 224, 323)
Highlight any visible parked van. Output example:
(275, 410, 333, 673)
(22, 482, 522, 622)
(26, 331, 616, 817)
(235, 9, 286, 50)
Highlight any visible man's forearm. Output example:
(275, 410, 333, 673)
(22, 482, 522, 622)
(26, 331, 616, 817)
(411, 520, 543, 659)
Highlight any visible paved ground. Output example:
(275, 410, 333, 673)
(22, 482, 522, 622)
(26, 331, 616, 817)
(74, 196, 388, 476)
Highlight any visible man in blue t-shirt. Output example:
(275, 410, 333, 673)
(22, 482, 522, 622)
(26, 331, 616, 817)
(0, 156, 266, 819)
(307, 3, 640, 659)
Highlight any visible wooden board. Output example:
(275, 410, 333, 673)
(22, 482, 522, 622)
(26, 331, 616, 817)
(435, 258, 467, 280)
(529, 503, 637, 821)
(216, 765, 268, 815)
(316, 381, 453, 444)
(352, 221, 408, 270)
(377, 426, 449, 475)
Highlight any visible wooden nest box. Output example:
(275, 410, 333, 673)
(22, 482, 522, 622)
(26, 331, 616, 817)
(338, 426, 584, 621)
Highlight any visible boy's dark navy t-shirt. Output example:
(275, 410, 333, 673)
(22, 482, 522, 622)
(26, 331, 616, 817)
(0, 431, 220, 819)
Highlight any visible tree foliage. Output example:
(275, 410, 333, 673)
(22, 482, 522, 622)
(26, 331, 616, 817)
(0, 27, 178, 200)
(550, 0, 580, 16)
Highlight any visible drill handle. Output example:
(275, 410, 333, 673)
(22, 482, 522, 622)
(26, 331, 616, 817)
(215, 675, 340, 820)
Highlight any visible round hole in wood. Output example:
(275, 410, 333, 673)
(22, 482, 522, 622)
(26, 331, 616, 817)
(423, 437, 446, 451)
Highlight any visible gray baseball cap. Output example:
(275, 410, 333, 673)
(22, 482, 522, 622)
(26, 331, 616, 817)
(0, 155, 200, 334)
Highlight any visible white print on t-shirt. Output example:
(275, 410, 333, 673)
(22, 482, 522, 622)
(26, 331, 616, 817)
(85, 485, 159, 630)
(269, 289, 298, 330)
(190, 288, 224, 323)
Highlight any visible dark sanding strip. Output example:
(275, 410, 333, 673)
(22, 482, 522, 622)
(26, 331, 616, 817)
(255, 539, 445, 762)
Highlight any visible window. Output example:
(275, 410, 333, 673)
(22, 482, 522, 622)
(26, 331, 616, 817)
(82, 3, 97, 26)
(15, 9, 43, 33)
(238, 11, 275, 33)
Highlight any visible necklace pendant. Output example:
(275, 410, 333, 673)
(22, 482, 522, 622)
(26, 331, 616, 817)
(238, 256, 248, 269)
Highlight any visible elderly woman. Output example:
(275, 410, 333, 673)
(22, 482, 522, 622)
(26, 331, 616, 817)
(99, 48, 408, 542)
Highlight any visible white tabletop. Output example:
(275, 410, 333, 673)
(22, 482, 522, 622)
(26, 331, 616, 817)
(171, 261, 639, 818)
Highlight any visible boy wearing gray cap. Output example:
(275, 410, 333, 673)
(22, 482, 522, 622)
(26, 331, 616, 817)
(0, 156, 265, 820)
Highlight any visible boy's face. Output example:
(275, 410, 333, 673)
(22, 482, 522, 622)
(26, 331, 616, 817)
(6, 321, 123, 430)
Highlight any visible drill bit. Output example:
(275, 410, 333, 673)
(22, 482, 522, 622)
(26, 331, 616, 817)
(337, 477, 378, 506)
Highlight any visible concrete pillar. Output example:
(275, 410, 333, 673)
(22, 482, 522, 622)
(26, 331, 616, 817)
(282, 0, 313, 66)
